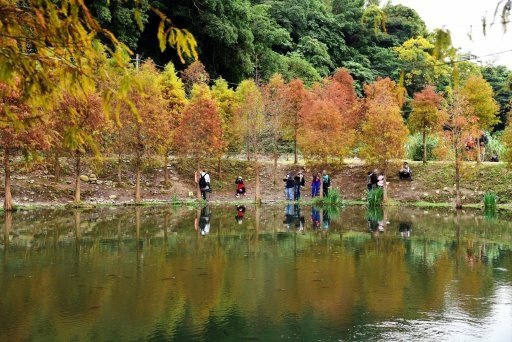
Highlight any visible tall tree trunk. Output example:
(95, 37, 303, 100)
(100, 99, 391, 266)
(294, 127, 298, 165)
(217, 156, 222, 181)
(4, 148, 13, 211)
(196, 160, 201, 201)
(382, 164, 388, 203)
(117, 151, 122, 184)
(135, 152, 141, 204)
(455, 150, 462, 209)
(163, 152, 169, 188)
(476, 141, 481, 163)
(273, 147, 278, 186)
(54, 150, 61, 182)
(422, 129, 427, 164)
(255, 159, 261, 204)
(74, 152, 81, 203)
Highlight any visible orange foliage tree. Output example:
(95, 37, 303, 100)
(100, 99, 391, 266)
(360, 78, 409, 200)
(262, 74, 288, 185)
(173, 85, 224, 200)
(0, 82, 51, 210)
(282, 79, 308, 164)
(445, 93, 479, 208)
(159, 62, 187, 187)
(407, 86, 447, 164)
(113, 61, 168, 204)
(236, 80, 265, 203)
(298, 69, 360, 164)
(180, 61, 210, 95)
(53, 92, 105, 203)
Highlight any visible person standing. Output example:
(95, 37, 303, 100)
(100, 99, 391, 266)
(294, 170, 305, 200)
(311, 174, 321, 197)
(198, 169, 211, 201)
(322, 170, 330, 197)
(283, 174, 295, 200)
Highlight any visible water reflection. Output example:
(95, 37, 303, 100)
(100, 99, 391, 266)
(0, 205, 511, 341)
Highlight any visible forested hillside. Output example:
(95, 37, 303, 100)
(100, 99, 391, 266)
(88, 0, 511, 119)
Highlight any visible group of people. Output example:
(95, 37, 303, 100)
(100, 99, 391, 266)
(366, 162, 413, 191)
(366, 169, 385, 191)
(283, 170, 330, 200)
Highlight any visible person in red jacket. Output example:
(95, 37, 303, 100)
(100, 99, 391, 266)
(235, 176, 246, 197)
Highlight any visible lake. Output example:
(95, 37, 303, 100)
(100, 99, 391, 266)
(1, 205, 511, 341)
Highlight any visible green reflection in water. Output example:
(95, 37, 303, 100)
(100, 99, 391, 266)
(1, 205, 511, 341)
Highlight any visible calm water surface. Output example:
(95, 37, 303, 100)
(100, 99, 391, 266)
(1, 205, 511, 341)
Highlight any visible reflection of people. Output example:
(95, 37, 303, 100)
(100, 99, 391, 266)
(199, 205, 211, 235)
(235, 205, 246, 224)
(294, 204, 305, 232)
(284, 203, 296, 228)
(311, 207, 321, 229)
(399, 222, 412, 238)
(322, 210, 330, 230)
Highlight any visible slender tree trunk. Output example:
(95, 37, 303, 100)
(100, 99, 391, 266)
(54, 150, 61, 182)
(74, 152, 81, 203)
(4, 148, 13, 211)
(196, 160, 201, 201)
(476, 141, 481, 163)
(255, 159, 261, 204)
(217, 156, 222, 181)
(117, 151, 122, 184)
(294, 126, 298, 165)
(135, 152, 141, 204)
(422, 129, 427, 164)
(273, 148, 278, 186)
(382, 164, 388, 203)
(163, 152, 169, 188)
(455, 149, 462, 209)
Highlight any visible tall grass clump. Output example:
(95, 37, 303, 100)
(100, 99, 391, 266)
(367, 187, 383, 207)
(312, 188, 344, 207)
(483, 191, 497, 211)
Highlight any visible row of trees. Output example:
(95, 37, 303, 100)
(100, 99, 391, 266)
(1, 52, 505, 210)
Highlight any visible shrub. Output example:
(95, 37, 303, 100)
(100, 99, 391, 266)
(406, 133, 438, 161)
(484, 131, 506, 161)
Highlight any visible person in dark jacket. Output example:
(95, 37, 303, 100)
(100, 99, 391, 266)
(283, 174, 295, 200)
(294, 170, 305, 200)
(322, 170, 330, 197)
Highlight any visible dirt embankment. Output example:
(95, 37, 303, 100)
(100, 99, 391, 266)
(1, 157, 511, 207)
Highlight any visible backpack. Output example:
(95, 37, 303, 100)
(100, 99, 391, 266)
(199, 174, 207, 188)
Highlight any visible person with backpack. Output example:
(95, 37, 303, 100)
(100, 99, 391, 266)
(322, 170, 330, 197)
(235, 176, 246, 197)
(198, 169, 211, 201)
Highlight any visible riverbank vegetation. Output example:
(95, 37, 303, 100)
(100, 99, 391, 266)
(1, 1, 512, 211)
